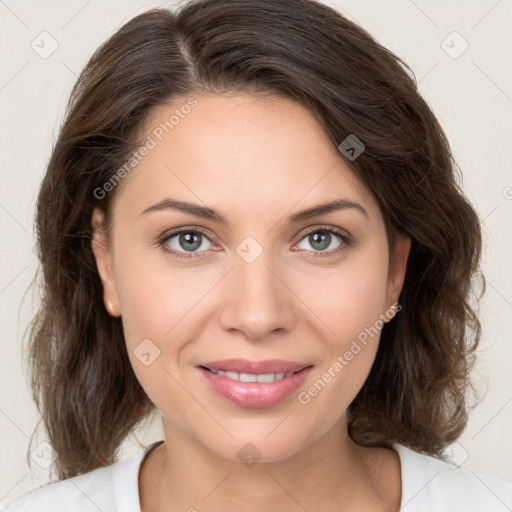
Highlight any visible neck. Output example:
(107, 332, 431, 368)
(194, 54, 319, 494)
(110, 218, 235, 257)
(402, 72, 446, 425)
(148, 418, 394, 512)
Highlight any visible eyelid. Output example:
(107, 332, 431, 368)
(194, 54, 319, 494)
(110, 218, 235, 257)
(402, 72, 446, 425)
(158, 225, 216, 244)
(296, 224, 350, 242)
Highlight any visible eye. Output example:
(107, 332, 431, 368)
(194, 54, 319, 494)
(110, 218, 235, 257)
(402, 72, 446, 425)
(157, 225, 351, 260)
(158, 228, 215, 259)
(293, 226, 350, 257)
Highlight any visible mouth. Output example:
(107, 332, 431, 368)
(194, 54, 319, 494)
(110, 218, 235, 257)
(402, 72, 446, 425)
(196, 359, 314, 408)
(199, 366, 307, 383)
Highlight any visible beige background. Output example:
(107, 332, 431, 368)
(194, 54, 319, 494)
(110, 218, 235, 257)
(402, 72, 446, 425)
(1, 0, 511, 506)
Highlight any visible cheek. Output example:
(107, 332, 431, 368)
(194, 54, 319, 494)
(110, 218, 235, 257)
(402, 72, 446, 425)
(118, 274, 201, 389)
(119, 272, 193, 421)
(115, 251, 215, 343)
(298, 248, 389, 343)
(114, 256, 219, 412)
(294, 250, 388, 409)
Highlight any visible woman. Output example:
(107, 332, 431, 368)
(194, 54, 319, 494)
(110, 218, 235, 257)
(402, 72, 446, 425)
(6, 0, 512, 510)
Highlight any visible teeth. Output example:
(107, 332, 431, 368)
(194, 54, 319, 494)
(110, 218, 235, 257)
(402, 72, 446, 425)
(210, 369, 296, 382)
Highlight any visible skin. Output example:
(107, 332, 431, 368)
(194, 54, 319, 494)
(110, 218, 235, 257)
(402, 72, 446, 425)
(92, 92, 411, 512)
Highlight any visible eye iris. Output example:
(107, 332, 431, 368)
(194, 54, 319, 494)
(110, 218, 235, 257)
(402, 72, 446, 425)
(179, 231, 202, 251)
(310, 231, 331, 251)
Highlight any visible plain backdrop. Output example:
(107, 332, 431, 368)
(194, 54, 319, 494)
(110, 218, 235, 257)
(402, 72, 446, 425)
(1, 0, 511, 506)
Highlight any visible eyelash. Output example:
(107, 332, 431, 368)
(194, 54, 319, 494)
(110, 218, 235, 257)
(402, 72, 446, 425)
(157, 225, 351, 260)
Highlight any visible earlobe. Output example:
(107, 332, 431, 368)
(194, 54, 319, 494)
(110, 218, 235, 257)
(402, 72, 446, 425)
(91, 207, 120, 317)
(385, 231, 411, 315)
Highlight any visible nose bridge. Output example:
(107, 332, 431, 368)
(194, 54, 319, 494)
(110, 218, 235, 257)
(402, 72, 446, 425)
(236, 247, 279, 300)
(219, 237, 295, 339)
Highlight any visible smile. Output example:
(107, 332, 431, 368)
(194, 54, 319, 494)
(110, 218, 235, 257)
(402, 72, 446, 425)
(206, 369, 298, 382)
(196, 359, 314, 408)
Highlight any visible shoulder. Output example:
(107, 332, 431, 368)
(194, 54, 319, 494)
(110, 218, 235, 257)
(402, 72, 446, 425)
(2, 451, 142, 512)
(395, 443, 512, 512)
(2, 464, 116, 512)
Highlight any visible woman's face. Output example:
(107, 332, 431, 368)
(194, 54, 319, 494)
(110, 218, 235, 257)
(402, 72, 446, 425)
(92, 92, 410, 463)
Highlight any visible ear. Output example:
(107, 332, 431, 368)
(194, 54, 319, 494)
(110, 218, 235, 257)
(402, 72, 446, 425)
(384, 230, 411, 320)
(91, 207, 120, 317)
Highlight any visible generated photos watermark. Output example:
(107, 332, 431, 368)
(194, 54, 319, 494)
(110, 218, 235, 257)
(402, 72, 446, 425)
(297, 302, 401, 405)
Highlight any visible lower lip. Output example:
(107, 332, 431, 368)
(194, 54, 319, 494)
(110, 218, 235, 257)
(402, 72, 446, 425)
(197, 366, 313, 408)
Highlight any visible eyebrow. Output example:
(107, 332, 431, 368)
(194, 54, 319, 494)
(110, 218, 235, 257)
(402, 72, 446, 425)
(140, 197, 368, 224)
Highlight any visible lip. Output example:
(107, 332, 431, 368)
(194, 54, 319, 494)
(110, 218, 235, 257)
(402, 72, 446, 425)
(196, 359, 314, 408)
(199, 358, 311, 374)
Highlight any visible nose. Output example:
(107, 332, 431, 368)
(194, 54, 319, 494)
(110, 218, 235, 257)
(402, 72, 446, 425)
(218, 248, 297, 341)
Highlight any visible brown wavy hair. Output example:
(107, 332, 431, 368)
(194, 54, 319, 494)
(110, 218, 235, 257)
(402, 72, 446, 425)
(23, 0, 485, 480)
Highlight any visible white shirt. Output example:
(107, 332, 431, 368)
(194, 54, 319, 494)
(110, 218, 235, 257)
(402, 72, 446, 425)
(3, 440, 512, 511)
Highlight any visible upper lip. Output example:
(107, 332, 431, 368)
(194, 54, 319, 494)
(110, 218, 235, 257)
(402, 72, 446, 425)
(198, 359, 312, 374)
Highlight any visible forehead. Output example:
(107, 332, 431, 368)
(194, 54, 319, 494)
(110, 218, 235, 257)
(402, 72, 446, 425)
(115, 92, 376, 219)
